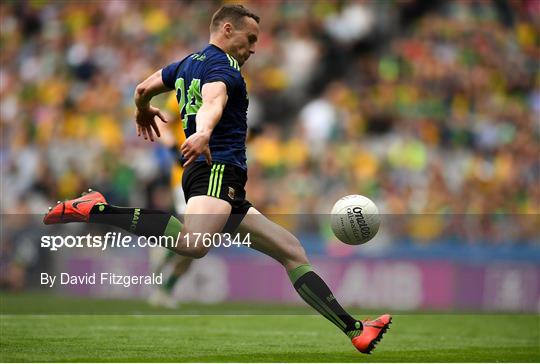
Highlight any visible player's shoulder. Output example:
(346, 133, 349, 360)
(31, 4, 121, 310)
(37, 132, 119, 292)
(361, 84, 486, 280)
(198, 44, 241, 73)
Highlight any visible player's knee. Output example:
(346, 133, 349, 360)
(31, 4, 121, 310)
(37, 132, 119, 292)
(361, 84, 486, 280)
(281, 235, 309, 269)
(291, 245, 309, 267)
(177, 231, 210, 259)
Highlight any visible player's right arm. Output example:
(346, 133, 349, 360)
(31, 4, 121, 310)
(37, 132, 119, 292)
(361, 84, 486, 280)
(180, 81, 228, 167)
(134, 69, 170, 142)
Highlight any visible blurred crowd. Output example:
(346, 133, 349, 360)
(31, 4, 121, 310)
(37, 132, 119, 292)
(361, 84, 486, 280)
(1, 0, 539, 250)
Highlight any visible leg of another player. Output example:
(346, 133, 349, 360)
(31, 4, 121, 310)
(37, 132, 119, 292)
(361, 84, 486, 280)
(149, 254, 194, 308)
(163, 257, 193, 294)
(169, 256, 194, 285)
(150, 185, 195, 307)
(149, 220, 194, 307)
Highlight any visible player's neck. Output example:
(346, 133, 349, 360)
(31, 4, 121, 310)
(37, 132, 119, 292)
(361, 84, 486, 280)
(209, 39, 230, 56)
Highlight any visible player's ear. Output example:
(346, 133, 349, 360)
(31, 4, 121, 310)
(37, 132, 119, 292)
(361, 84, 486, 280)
(223, 22, 233, 38)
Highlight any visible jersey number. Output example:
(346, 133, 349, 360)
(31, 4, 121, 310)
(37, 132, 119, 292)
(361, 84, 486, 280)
(175, 77, 202, 130)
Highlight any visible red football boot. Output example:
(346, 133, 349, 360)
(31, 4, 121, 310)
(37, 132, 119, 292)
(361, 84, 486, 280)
(352, 314, 392, 354)
(43, 189, 107, 225)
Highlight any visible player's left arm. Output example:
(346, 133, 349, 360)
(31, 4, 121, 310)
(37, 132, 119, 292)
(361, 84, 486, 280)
(180, 81, 228, 166)
(134, 69, 171, 141)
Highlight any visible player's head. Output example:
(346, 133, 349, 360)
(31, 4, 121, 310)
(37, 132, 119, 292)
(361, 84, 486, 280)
(209, 5, 260, 66)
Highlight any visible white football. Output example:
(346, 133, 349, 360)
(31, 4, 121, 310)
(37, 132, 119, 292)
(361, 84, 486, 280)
(330, 195, 380, 245)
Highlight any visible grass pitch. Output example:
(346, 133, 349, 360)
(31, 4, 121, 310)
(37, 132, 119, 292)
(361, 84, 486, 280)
(1, 293, 538, 362)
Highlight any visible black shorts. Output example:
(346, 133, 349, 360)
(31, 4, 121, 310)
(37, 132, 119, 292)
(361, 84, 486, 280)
(182, 161, 252, 233)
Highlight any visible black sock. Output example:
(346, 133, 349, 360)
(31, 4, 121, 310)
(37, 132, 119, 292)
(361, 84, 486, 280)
(89, 204, 179, 239)
(288, 264, 362, 339)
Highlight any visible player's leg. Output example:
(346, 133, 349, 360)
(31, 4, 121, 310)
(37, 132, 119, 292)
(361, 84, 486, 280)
(43, 190, 230, 259)
(236, 208, 360, 330)
(236, 207, 391, 354)
(180, 195, 231, 257)
(90, 194, 230, 258)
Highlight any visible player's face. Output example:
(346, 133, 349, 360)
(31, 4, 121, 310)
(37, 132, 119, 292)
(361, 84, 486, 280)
(228, 17, 259, 66)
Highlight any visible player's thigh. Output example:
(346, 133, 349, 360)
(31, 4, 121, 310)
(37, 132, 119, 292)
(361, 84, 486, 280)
(173, 185, 187, 216)
(175, 195, 232, 258)
(236, 207, 309, 270)
(184, 195, 232, 234)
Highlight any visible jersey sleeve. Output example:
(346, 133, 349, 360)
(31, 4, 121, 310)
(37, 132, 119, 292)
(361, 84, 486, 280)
(202, 58, 240, 94)
(161, 61, 181, 89)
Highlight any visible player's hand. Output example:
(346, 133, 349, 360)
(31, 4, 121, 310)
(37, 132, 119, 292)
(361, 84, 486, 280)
(181, 131, 212, 167)
(135, 105, 168, 142)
